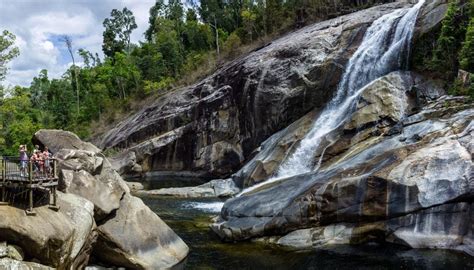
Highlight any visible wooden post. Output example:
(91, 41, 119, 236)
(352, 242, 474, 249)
(1, 159, 6, 204)
(26, 161, 35, 216)
(49, 159, 59, 211)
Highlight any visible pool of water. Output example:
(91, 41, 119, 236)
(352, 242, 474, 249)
(139, 195, 474, 270)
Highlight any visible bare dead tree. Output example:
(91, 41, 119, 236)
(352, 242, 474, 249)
(63, 35, 80, 115)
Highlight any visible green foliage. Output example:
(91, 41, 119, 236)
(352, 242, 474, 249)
(429, 2, 469, 76)
(0, 86, 43, 155)
(448, 76, 474, 99)
(102, 7, 137, 57)
(223, 32, 242, 58)
(0, 30, 19, 81)
(460, 17, 474, 72)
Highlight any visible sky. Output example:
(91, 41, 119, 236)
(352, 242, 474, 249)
(0, 0, 156, 87)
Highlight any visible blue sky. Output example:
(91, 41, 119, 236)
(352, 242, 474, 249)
(0, 0, 156, 87)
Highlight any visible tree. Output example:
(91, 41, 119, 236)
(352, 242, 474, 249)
(430, 2, 469, 76)
(460, 1, 474, 73)
(102, 7, 137, 58)
(0, 30, 20, 82)
(145, 0, 165, 42)
(63, 35, 80, 114)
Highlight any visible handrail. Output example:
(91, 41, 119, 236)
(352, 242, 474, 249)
(0, 156, 59, 214)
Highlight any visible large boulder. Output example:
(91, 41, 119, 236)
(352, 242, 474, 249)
(0, 192, 96, 269)
(98, 1, 411, 179)
(344, 72, 413, 130)
(60, 169, 123, 220)
(276, 202, 473, 254)
(108, 150, 142, 176)
(33, 130, 190, 268)
(137, 178, 240, 198)
(33, 129, 101, 154)
(94, 194, 189, 269)
(55, 149, 127, 220)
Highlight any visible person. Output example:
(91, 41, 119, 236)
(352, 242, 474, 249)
(30, 151, 44, 177)
(43, 146, 52, 176)
(19, 145, 28, 177)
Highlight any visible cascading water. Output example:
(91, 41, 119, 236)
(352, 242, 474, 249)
(239, 0, 425, 196)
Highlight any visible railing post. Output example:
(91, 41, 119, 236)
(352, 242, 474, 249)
(49, 159, 59, 211)
(1, 159, 6, 204)
(26, 161, 35, 215)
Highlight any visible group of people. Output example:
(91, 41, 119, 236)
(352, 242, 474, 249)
(19, 144, 52, 177)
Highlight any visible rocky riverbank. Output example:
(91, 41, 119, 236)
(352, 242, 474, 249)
(0, 130, 189, 269)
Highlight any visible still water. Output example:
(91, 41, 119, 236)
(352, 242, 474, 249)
(139, 194, 474, 270)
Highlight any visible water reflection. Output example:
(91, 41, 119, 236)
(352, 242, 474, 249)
(139, 196, 474, 270)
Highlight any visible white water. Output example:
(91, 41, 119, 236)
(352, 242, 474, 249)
(183, 201, 225, 213)
(239, 0, 425, 196)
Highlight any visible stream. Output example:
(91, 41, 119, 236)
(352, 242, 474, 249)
(137, 179, 474, 270)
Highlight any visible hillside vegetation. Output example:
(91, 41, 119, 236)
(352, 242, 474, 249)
(0, 0, 473, 156)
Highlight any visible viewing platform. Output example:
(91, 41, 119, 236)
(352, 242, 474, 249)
(0, 157, 59, 215)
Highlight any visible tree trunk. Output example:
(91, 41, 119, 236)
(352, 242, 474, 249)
(214, 16, 220, 58)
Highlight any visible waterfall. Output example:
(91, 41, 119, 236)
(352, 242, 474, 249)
(239, 0, 425, 196)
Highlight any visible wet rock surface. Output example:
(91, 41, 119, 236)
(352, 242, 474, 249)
(99, 2, 410, 179)
(137, 178, 240, 198)
(212, 78, 473, 255)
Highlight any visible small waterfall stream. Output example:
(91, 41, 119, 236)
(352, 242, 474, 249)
(240, 0, 425, 195)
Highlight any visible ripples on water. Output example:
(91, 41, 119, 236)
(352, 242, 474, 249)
(139, 194, 474, 270)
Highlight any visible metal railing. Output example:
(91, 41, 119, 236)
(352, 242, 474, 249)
(0, 157, 59, 215)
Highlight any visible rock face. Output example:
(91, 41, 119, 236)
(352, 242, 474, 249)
(99, 1, 409, 179)
(108, 150, 142, 176)
(28, 129, 189, 269)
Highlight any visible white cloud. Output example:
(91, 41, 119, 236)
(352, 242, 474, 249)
(0, 0, 156, 87)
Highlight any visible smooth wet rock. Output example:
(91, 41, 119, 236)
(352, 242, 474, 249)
(0, 192, 96, 268)
(94, 194, 189, 269)
(388, 138, 472, 207)
(138, 178, 239, 198)
(387, 203, 473, 251)
(276, 202, 473, 254)
(33, 129, 101, 154)
(213, 98, 474, 245)
(138, 186, 216, 198)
